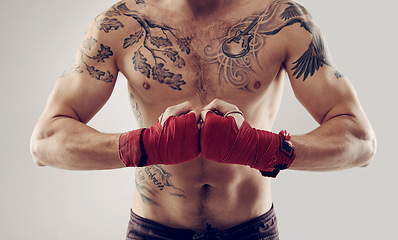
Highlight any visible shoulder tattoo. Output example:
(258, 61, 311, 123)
(204, 0, 343, 91)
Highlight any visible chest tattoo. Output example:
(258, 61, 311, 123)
(204, 0, 343, 91)
(78, 0, 343, 91)
(109, 1, 192, 90)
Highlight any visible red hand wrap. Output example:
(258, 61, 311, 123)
(200, 111, 295, 177)
(119, 112, 200, 167)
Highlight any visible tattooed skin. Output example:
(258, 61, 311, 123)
(61, 0, 342, 90)
(60, 38, 115, 82)
(129, 93, 143, 127)
(60, 59, 83, 78)
(110, 1, 192, 90)
(135, 0, 146, 7)
(61, 0, 191, 87)
(79, 43, 115, 82)
(135, 165, 186, 205)
(60, 9, 118, 83)
(204, 0, 343, 90)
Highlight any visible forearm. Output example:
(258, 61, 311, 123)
(289, 115, 376, 171)
(31, 117, 124, 170)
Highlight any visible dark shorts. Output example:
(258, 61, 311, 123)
(126, 205, 279, 240)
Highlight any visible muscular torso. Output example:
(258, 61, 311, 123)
(99, 0, 296, 231)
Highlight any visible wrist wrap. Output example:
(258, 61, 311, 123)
(200, 111, 295, 177)
(119, 112, 200, 167)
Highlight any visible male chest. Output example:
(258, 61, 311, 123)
(115, 6, 284, 105)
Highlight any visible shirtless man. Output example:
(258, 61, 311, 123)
(30, 0, 376, 239)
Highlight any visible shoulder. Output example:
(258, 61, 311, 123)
(255, 0, 315, 37)
(267, 0, 313, 27)
(262, 1, 322, 55)
(83, 1, 145, 46)
(265, 0, 311, 14)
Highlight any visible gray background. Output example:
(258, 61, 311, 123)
(1, 0, 396, 239)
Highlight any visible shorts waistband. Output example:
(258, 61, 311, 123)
(130, 210, 196, 237)
(128, 205, 278, 239)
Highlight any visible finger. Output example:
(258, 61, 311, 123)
(188, 109, 203, 130)
(224, 110, 245, 129)
(167, 101, 194, 116)
(200, 110, 212, 123)
(203, 99, 239, 115)
(202, 106, 245, 130)
(161, 101, 194, 126)
(189, 109, 201, 123)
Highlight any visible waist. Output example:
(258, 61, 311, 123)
(127, 204, 279, 239)
(132, 157, 272, 231)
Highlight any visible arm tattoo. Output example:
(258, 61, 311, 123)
(290, 20, 344, 81)
(204, 0, 343, 90)
(96, 17, 124, 33)
(60, 50, 115, 83)
(60, 59, 83, 78)
(78, 42, 115, 82)
(82, 37, 97, 50)
(61, 25, 116, 82)
(81, 43, 114, 63)
(135, 165, 186, 205)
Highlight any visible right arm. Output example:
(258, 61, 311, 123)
(30, 12, 124, 170)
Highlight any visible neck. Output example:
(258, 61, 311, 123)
(160, 0, 251, 17)
(187, 0, 225, 10)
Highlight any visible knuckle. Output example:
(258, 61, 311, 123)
(183, 100, 193, 106)
(164, 107, 176, 117)
(164, 107, 172, 114)
(213, 98, 221, 104)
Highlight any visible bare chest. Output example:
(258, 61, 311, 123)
(112, 2, 286, 114)
(121, 25, 283, 102)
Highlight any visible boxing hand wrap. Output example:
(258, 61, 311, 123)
(200, 111, 295, 177)
(119, 112, 200, 167)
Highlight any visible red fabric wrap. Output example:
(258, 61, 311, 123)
(119, 112, 200, 167)
(200, 111, 295, 177)
(119, 128, 144, 167)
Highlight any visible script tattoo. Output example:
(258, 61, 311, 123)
(135, 165, 186, 205)
(204, 0, 342, 90)
(129, 93, 143, 127)
(135, 169, 158, 205)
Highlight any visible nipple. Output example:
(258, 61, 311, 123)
(254, 81, 261, 89)
(143, 82, 151, 90)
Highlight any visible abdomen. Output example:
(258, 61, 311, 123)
(131, 156, 272, 231)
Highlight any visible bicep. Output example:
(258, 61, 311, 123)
(46, 66, 117, 124)
(287, 66, 360, 125)
(42, 22, 119, 124)
(282, 12, 361, 124)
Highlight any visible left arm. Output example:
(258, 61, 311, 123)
(283, 9, 376, 171)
